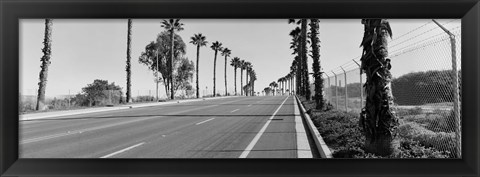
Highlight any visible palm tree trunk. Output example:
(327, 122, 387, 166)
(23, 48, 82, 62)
(310, 18, 323, 109)
(126, 19, 132, 103)
(359, 19, 398, 156)
(234, 67, 237, 95)
(245, 71, 249, 96)
(170, 29, 175, 100)
(240, 69, 243, 96)
(224, 56, 228, 96)
(213, 50, 217, 97)
(36, 19, 53, 111)
(196, 45, 200, 98)
(301, 19, 310, 100)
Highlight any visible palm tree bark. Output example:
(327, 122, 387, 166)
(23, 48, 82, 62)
(213, 50, 218, 97)
(170, 29, 175, 100)
(196, 45, 200, 98)
(245, 71, 249, 96)
(359, 19, 399, 156)
(126, 19, 132, 103)
(310, 18, 324, 109)
(240, 68, 243, 96)
(234, 67, 237, 95)
(224, 55, 228, 96)
(36, 19, 53, 111)
(301, 19, 310, 100)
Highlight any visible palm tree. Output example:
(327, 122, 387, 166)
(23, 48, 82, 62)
(358, 19, 398, 156)
(161, 19, 184, 100)
(126, 19, 133, 103)
(221, 48, 231, 96)
(239, 60, 245, 96)
(300, 19, 310, 100)
(244, 61, 252, 96)
(210, 41, 223, 97)
(250, 70, 257, 96)
(269, 81, 276, 96)
(289, 26, 302, 96)
(310, 18, 324, 109)
(190, 33, 208, 98)
(230, 57, 240, 95)
(36, 19, 53, 111)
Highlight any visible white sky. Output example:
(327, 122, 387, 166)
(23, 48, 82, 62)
(19, 19, 460, 98)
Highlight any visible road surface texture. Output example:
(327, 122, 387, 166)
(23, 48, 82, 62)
(20, 96, 309, 158)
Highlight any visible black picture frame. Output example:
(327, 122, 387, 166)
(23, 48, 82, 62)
(1, 0, 479, 176)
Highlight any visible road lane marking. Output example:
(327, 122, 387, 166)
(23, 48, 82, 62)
(20, 97, 252, 144)
(239, 96, 289, 158)
(247, 104, 252, 107)
(100, 142, 145, 158)
(195, 118, 215, 125)
(230, 109, 240, 113)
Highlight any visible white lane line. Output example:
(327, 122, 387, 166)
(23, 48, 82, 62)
(21, 97, 250, 144)
(100, 142, 145, 158)
(230, 109, 240, 113)
(239, 96, 289, 158)
(195, 118, 215, 125)
(247, 104, 252, 107)
(20, 117, 152, 144)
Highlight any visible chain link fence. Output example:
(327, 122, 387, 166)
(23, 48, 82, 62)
(321, 20, 461, 158)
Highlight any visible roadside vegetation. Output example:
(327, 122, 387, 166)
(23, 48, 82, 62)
(299, 97, 453, 158)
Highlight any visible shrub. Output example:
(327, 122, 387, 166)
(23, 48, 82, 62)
(305, 105, 452, 158)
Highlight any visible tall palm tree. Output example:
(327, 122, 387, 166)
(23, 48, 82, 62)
(250, 70, 256, 96)
(230, 57, 240, 95)
(244, 62, 252, 96)
(126, 19, 133, 103)
(269, 81, 276, 96)
(359, 19, 398, 156)
(211, 41, 223, 97)
(300, 19, 310, 100)
(161, 19, 184, 100)
(277, 78, 283, 95)
(190, 33, 208, 98)
(289, 26, 302, 96)
(310, 18, 324, 109)
(36, 19, 53, 111)
(239, 60, 245, 96)
(221, 48, 231, 96)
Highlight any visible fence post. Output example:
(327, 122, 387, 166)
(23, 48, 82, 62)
(340, 66, 348, 112)
(324, 73, 331, 105)
(332, 71, 338, 109)
(432, 19, 461, 158)
(352, 59, 363, 110)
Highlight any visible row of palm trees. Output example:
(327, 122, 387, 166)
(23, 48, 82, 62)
(35, 19, 257, 111)
(275, 18, 398, 156)
(191, 34, 256, 98)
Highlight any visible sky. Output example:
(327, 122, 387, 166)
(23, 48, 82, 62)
(20, 19, 460, 98)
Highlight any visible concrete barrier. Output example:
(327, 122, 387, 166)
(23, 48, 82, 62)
(294, 95, 333, 158)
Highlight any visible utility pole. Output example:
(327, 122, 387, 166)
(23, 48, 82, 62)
(433, 19, 461, 158)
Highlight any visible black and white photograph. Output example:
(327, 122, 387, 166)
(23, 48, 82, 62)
(19, 18, 462, 159)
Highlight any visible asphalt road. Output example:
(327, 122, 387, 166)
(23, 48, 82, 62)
(19, 96, 303, 158)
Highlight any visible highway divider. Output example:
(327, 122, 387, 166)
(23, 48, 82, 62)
(294, 95, 333, 158)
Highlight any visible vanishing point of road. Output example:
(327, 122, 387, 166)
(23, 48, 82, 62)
(20, 96, 315, 158)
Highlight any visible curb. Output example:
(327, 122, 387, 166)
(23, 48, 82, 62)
(294, 95, 333, 158)
(20, 96, 239, 121)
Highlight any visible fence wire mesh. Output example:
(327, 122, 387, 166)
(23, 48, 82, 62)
(321, 20, 461, 158)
